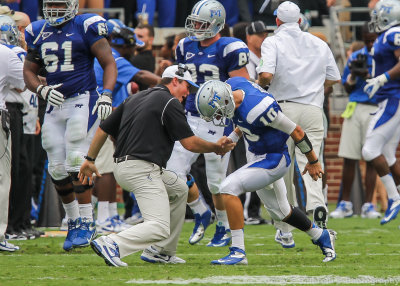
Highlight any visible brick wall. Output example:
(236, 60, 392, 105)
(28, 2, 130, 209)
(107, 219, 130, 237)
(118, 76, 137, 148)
(325, 114, 344, 202)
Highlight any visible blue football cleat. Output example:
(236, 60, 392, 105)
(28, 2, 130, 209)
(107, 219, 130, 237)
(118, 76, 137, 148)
(312, 229, 337, 262)
(189, 210, 212, 245)
(72, 218, 97, 248)
(274, 229, 295, 248)
(91, 236, 127, 267)
(211, 247, 248, 265)
(207, 223, 231, 247)
(380, 199, 400, 225)
(63, 218, 80, 251)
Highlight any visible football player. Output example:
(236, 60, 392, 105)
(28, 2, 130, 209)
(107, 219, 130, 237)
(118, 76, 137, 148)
(165, 0, 250, 247)
(196, 78, 337, 264)
(23, 0, 117, 251)
(362, 0, 400, 225)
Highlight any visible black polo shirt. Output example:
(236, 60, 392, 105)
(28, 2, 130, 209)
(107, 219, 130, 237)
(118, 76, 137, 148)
(100, 85, 194, 168)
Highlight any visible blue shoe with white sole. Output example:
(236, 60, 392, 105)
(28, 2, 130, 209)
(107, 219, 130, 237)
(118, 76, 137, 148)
(211, 247, 248, 265)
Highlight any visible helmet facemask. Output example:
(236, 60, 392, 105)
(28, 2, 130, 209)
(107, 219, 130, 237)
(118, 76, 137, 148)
(43, 0, 78, 26)
(185, 15, 223, 41)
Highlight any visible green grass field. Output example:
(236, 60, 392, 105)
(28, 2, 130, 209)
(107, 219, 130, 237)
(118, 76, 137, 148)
(1, 213, 400, 285)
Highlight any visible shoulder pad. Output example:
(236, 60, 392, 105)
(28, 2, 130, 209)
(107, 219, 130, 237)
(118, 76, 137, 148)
(217, 37, 248, 58)
(77, 14, 106, 33)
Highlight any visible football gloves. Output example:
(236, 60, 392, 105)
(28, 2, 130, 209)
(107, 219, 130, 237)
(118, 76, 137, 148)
(363, 72, 389, 98)
(93, 90, 112, 120)
(37, 84, 64, 107)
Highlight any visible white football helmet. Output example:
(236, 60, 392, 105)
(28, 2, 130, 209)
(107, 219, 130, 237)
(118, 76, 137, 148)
(369, 0, 400, 33)
(195, 80, 235, 127)
(43, 0, 79, 26)
(185, 0, 226, 41)
(0, 15, 19, 46)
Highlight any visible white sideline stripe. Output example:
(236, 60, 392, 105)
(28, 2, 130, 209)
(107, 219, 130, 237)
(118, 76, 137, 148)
(126, 275, 400, 284)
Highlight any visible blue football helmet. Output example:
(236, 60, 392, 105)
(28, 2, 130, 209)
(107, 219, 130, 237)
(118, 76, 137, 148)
(0, 15, 20, 46)
(185, 0, 226, 41)
(43, 0, 79, 26)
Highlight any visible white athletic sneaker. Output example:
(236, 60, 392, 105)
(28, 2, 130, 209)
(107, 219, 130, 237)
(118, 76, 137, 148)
(0, 240, 19, 252)
(60, 217, 68, 231)
(91, 236, 127, 267)
(361, 203, 381, 219)
(330, 201, 353, 218)
(110, 215, 131, 232)
(140, 246, 186, 264)
(274, 230, 295, 248)
(96, 218, 114, 234)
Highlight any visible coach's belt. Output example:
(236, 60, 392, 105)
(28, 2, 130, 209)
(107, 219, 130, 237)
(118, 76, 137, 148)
(114, 155, 142, 163)
(185, 111, 200, 117)
(277, 100, 295, 104)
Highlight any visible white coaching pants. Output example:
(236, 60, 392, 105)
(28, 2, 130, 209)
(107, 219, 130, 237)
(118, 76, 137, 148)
(166, 114, 230, 194)
(0, 113, 11, 241)
(279, 102, 325, 212)
(109, 159, 188, 257)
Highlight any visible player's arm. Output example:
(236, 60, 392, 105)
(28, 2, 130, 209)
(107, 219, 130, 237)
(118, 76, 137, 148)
(23, 51, 42, 93)
(180, 135, 235, 156)
(258, 72, 273, 88)
(91, 38, 117, 92)
(386, 48, 400, 79)
(226, 127, 243, 143)
(132, 70, 161, 87)
(268, 111, 323, 181)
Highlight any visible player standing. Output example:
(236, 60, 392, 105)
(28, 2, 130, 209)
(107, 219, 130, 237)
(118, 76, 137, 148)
(166, 0, 250, 247)
(23, 0, 117, 250)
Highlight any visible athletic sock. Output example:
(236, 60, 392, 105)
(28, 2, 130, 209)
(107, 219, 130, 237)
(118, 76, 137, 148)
(381, 174, 400, 200)
(306, 223, 323, 241)
(188, 197, 208, 215)
(231, 229, 245, 251)
(109, 202, 118, 217)
(215, 208, 230, 230)
(79, 203, 93, 222)
(62, 200, 80, 221)
(97, 201, 109, 222)
(91, 195, 98, 209)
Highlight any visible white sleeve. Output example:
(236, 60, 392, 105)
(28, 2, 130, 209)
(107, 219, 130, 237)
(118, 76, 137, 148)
(269, 111, 296, 135)
(325, 47, 341, 81)
(6, 49, 25, 90)
(256, 37, 277, 74)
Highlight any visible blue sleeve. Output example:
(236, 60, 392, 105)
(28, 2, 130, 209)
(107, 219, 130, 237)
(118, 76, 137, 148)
(252, 99, 281, 127)
(94, 58, 104, 92)
(342, 57, 351, 85)
(112, 58, 140, 107)
(385, 30, 400, 51)
(79, 14, 108, 48)
(25, 21, 45, 50)
(221, 38, 249, 73)
(175, 38, 185, 63)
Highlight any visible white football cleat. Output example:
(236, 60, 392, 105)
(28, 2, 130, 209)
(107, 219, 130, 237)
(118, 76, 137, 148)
(0, 240, 19, 252)
(91, 236, 127, 267)
(141, 246, 186, 264)
(330, 201, 353, 219)
(274, 230, 295, 248)
(361, 202, 381, 219)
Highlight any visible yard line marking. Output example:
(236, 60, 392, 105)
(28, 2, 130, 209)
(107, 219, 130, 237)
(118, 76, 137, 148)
(126, 275, 400, 284)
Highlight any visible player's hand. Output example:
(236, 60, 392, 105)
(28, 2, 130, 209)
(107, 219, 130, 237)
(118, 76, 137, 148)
(302, 161, 324, 181)
(215, 136, 236, 155)
(37, 84, 64, 107)
(93, 90, 112, 120)
(78, 160, 101, 185)
(363, 73, 389, 98)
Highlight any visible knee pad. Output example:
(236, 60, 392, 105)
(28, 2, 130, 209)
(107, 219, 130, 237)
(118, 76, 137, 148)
(186, 174, 195, 188)
(51, 176, 74, 197)
(74, 184, 92, 194)
(362, 145, 380, 162)
(48, 162, 69, 181)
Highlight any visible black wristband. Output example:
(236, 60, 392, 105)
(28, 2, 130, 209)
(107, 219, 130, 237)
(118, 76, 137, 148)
(84, 155, 96, 162)
(309, 159, 319, 165)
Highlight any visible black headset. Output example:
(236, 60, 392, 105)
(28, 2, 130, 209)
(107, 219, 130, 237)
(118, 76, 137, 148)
(175, 63, 189, 77)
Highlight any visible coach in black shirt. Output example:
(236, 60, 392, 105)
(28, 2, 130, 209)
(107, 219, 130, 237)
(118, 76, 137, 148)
(79, 65, 235, 267)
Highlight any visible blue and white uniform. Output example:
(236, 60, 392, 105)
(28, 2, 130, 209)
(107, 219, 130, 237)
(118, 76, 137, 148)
(25, 14, 107, 180)
(167, 37, 249, 194)
(362, 27, 400, 166)
(220, 77, 295, 221)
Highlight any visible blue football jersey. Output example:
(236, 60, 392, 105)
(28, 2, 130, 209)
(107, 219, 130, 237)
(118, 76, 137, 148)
(227, 77, 290, 156)
(94, 48, 140, 107)
(372, 27, 400, 101)
(25, 14, 108, 98)
(176, 37, 249, 114)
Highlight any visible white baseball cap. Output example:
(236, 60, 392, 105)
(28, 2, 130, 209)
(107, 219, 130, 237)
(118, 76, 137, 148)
(274, 1, 301, 24)
(162, 65, 199, 93)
